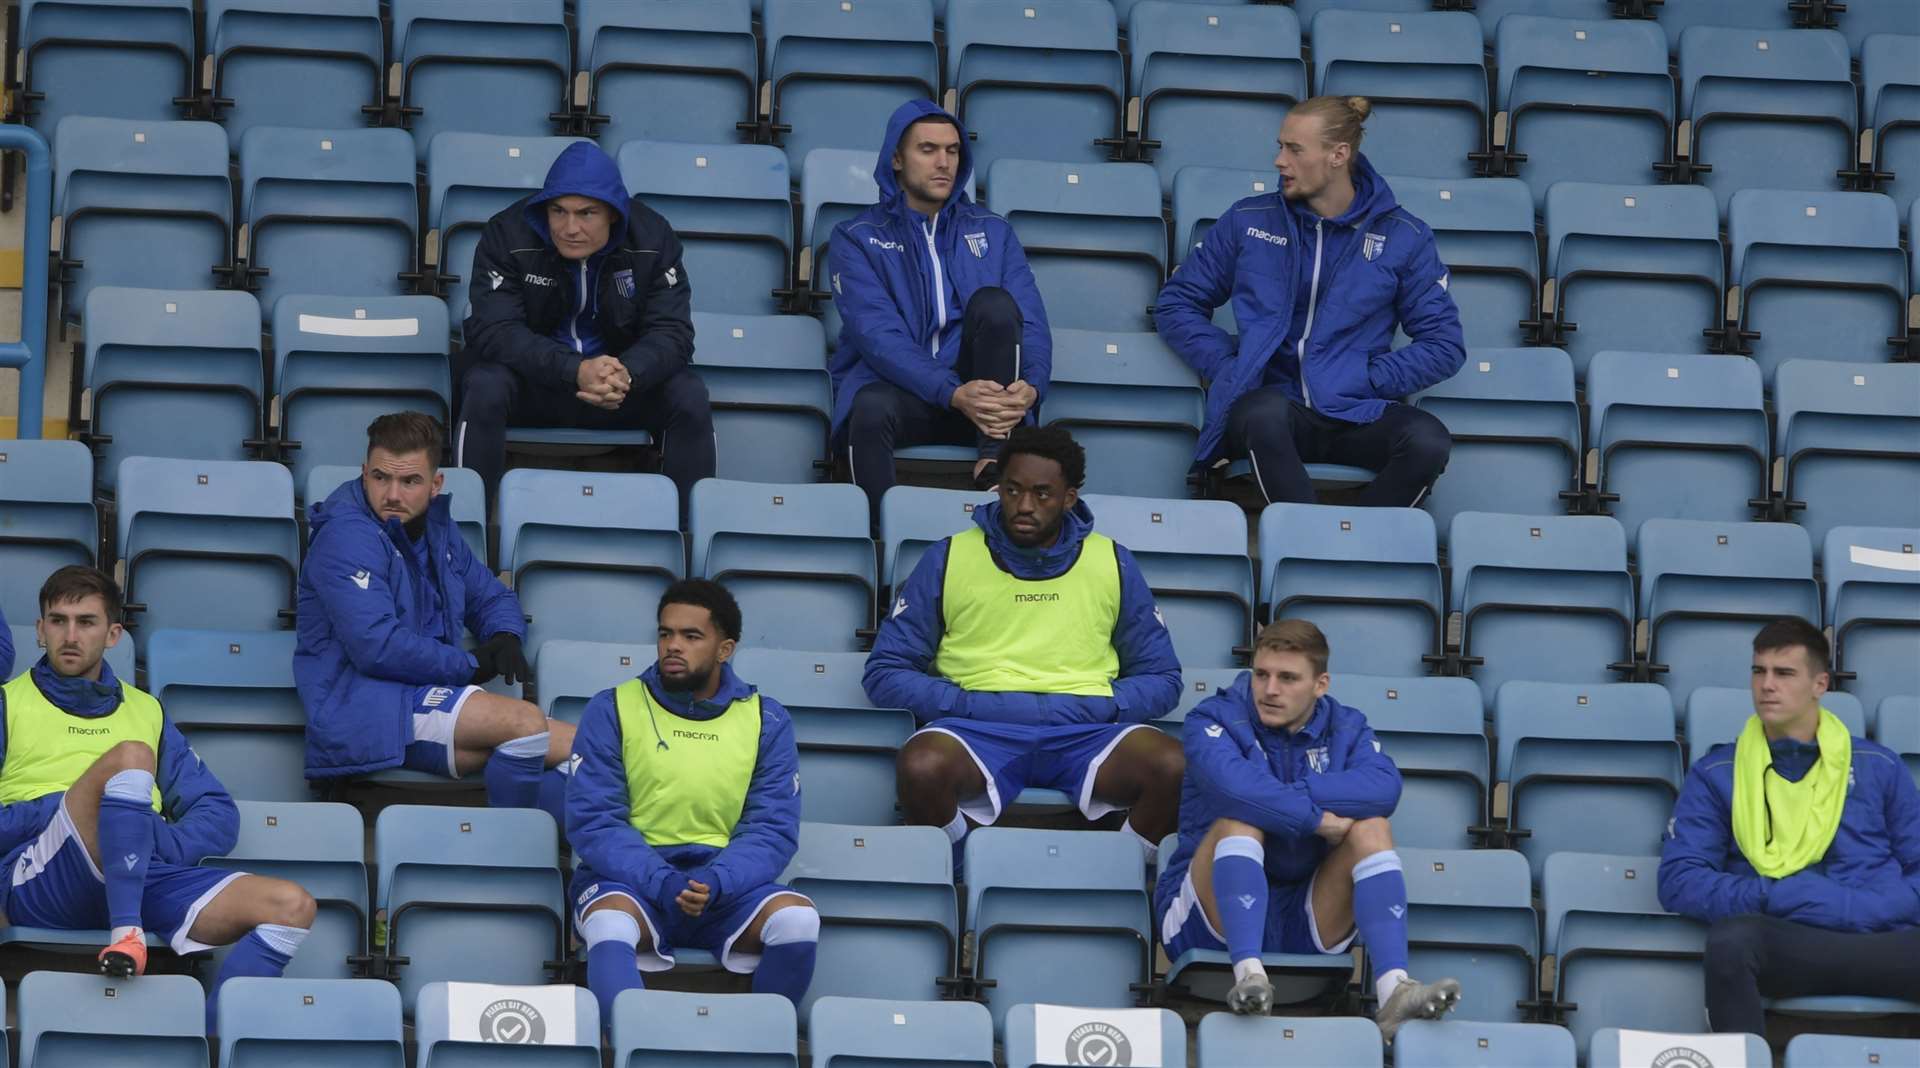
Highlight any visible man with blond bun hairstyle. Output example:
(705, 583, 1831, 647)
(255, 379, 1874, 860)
(1155, 95, 1465, 507)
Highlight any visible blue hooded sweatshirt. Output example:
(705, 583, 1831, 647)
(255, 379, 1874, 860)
(862, 499, 1182, 727)
(566, 662, 801, 914)
(523, 142, 635, 358)
(0, 657, 240, 893)
(827, 99, 1053, 431)
(1153, 153, 1466, 462)
(0, 602, 11, 681)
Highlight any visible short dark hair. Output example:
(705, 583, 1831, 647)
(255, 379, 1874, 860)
(40, 565, 123, 621)
(366, 412, 443, 465)
(1254, 618, 1330, 677)
(997, 425, 1086, 489)
(658, 579, 742, 643)
(1753, 617, 1830, 676)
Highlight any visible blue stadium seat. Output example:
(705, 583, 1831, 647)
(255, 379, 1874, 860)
(204, 1, 385, 150)
(1470, 0, 1616, 41)
(965, 828, 1153, 1036)
(1585, 350, 1769, 546)
(1257, 504, 1443, 678)
(18, 0, 195, 140)
(218, 977, 403, 1067)
(1047, 330, 1204, 497)
(375, 805, 566, 1012)
(764, 0, 938, 171)
(733, 648, 913, 825)
(1590, 1029, 1769, 1067)
(1686, 687, 1867, 761)
(115, 456, 300, 654)
(1638, 517, 1820, 706)
(1729, 190, 1908, 379)
(1197, 1013, 1383, 1068)
(619, 141, 795, 315)
(1005, 1004, 1186, 1068)
(800, 147, 877, 348)
(1678, 26, 1856, 216)
(273, 295, 452, 491)
(1496, 15, 1674, 210)
(1785, 1034, 1920, 1068)
(205, 800, 369, 981)
(1542, 852, 1708, 1051)
(1170, 166, 1278, 267)
(387, 0, 571, 162)
(1823, 526, 1920, 725)
(1863, 35, 1920, 219)
(1334, 675, 1488, 851)
(576, 0, 757, 151)
(498, 470, 684, 659)
(808, 996, 993, 1068)
(531, 640, 645, 726)
(54, 117, 231, 324)
(1309, 9, 1488, 180)
(1412, 348, 1580, 537)
(1388, 178, 1539, 350)
(1775, 361, 1920, 544)
(1129, 2, 1305, 195)
(1542, 183, 1724, 382)
(877, 485, 994, 593)
(237, 126, 420, 321)
(17, 971, 207, 1068)
(781, 824, 959, 1015)
(1655, 0, 1794, 39)
(690, 479, 875, 652)
(1290, 0, 1427, 22)
(305, 465, 487, 562)
(1836, 0, 1920, 52)
(988, 158, 1164, 333)
(0, 438, 97, 622)
(147, 628, 308, 803)
(415, 983, 599, 1066)
(426, 132, 587, 325)
(1881, 695, 1920, 786)
(1495, 682, 1681, 881)
(690, 312, 832, 484)
(945, 0, 1125, 178)
(1394, 1020, 1576, 1068)
(611, 989, 799, 1067)
(1396, 847, 1539, 1024)
(1083, 493, 1253, 672)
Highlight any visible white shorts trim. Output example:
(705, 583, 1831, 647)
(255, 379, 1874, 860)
(915, 726, 1002, 826)
(412, 684, 482, 778)
(716, 890, 814, 975)
(578, 890, 674, 974)
(1303, 864, 1358, 955)
(1159, 869, 1226, 948)
(1079, 723, 1148, 821)
(12, 801, 103, 888)
(170, 871, 247, 955)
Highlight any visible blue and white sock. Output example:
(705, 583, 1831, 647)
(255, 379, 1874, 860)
(210, 923, 308, 1033)
(750, 905, 820, 1006)
(536, 759, 574, 833)
(1211, 835, 1268, 977)
(99, 768, 156, 937)
(582, 908, 644, 1028)
(1351, 849, 1411, 1003)
(941, 811, 968, 880)
(483, 730, 549, 809)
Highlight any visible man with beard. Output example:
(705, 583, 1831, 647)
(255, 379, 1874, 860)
(566, 580, 816, 1025)
(865, 426, 1185, 869)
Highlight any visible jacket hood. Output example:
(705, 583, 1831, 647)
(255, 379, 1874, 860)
(641, 661, 758, 723)
(310, 475, 454, 546)
(875, 99, 974, 213)
(30, 656, 124, 719)
(525, 141, 632, 245)
(972, 498, 1096, 580)
(1286, 152, 1398, 228)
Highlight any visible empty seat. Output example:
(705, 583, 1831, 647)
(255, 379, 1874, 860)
(205, 1, 386, 149)
(147, 629, 308, 803)
(237, 126, 421, 321)
(734, 648, 914, 825)
(1397, 847, 1539, 1024)
(1336, 675, 1489, 851)
(1413, 348, 1580, 536)
(1862, 34, 1920, 219)
(1542, 852, 1707, 1052)
(425, 132, 588, 324)
(1881, 695, 1920, 785)
(1591, 1029, 1769, 1067)
(808, 996, 993, 1068)
(1678, 26, 1856, 215)
(1585, 350, 1769, 546)
(205, 800, 369, 981)
(1495, 682, 1682, 880)
(273, 295, 452, 490)
(1639, 517, 1820, 706)
(1542, 183, 1724, 382)
(1775, 361, 1920, 544)
(303, 464, 487, 561)
(498, 470, 684, 659)
(1130, 2, 1306, 194)
(1197, 1013, 1383, 1068)
(0, 438, 98, 622)
(1686, 686, 1867, 761)
(781, 824, 958, 1014)
(1046, 330, 1204, 497)
(1470, 0, 1616, 40)
(1823, 526, 1920, 724)
(691, 312, 833, 484)
(1393, 1020, 1576, 1068)
(388, 0, 571, 162)
(1083, 493, 1254, 671)
(1005, 1004, 1186, 1068)
(690, 479, 875, 652)
(1496, 15, 1674, 210)
(17, 971, 207, 1068)
(988, 159, 1163, 332)
(1728, 190, 1908, 379)
(619, 141, 795, 315)
(577, 0, 757, 151)
(218, 977, 404, 1067)
(1389, 178, 1540, 349)
(1170, 166, 1279, 266)
(610, 989, 799, 1067)
(415, 982, 600, 1066)
(1309, 9, 1488, 180)
(945, 0, 1125, 177)
(1785, 1033, 1920, 1068)
(1257, 504, 1443, 678)
(18, 0, 195, 140)
(765, 0, 938, 171)
(1656, 0, 1795, 39)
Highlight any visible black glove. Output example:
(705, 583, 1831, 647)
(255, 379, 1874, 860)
(470, 633, 530, 687)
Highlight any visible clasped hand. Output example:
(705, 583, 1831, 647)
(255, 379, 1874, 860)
(951, 379, 1037, 439)
(576, 355, 632, 411)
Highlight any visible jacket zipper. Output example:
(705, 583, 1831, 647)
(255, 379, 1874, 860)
(923, 214, 947, 358)
(1296, 218, 1325, 410)
(568, 261, 588, 353)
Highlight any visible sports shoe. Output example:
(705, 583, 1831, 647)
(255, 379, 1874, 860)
(98, 931, 147, 978)
(1375, 976, 1462, 1043)
(1226, 969, 1274, 1016)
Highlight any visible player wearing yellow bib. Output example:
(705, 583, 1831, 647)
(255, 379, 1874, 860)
(566, 580, 816, 1025)
(866, 427, 1186, 869)
(0, 567, 314, 1035)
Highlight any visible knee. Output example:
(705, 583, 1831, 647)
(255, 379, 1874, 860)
(660, 369, 712, 421)
(964, 285, 1021, 330)
(509, 699, 547, 739)
(760, 898, 821, 946)
(1231, 390, 1295, 444)
(103, 740, 156, 775)
(1210, 817, 1265, 845)
(460, 362, 518, 419)
(1705, 915, 1767, 978)
(1399, 412, 1452, 476)
(1141, 734, 1187, 795)
(848, 385, 901, 442)
(266, 878, 318, 930)
(895, 739, 964, 796)
(1345, 816, 1394, 856)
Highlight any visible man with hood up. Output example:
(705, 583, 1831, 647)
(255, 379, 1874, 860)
(829, 99, 1052, 499)
(458, 141, 713, 511)
(1155, 96, 1466, 507)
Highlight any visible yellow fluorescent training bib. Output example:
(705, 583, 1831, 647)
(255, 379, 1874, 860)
(0, 673, 164, 810)
(934, 526, 1122, 696)
(614, 678, 761, 849)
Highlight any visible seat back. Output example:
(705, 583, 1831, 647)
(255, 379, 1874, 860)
(1413, 348, 1580, 533)
(1004, 1004, 1186, 1068)
(763, 0, 938, 168)
(414, 982, 600, 1062)
(1169, 166, 1279, 263)
(425, 132, 589, 322)
(17, 971, 208, 1067)
(21, 0, 196, 136)
(618, 140, 792, 315)
(988, 158, 1165, 332)
(1048, 330, 1204, 496)
(389, 0, 571, 159)
(1129, 2, 1306, 191)
(690, 478, 872, 576)
(610, 989, 798, 1067)
(782, 824, 958, 1010)
(1309, 8, 1488, 179)
(1637, 517, 1820, 701)
(1543, 852, 1708, 1052)
(531, 640, 645, 725)
(1821, 525, 1920, 721)
(577, 0, 757, 149)
(206, 0, 385, 147)
(945, 0, 1123, 175)
(1393, 1020, 1577, 1068)
(807, 996, 993, 1068)
(690, 311, 833, 484)
(218, 977, 403, 1067)
(1389, 177, 1539, 346)
(1397, 847, 1539, 1022)
(1495, 681, 1678, 786)
(1678, 26, 1856, 213)
(0, 438, 97, 621)
(1198, 1013, 1384, 1067)
(1257, 503, 1442, 677)
(146, 628, 307, 801)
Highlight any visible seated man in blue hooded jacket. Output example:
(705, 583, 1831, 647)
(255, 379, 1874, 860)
(1155, 95, 1465, 507)
(829, 99, 1052, 500)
